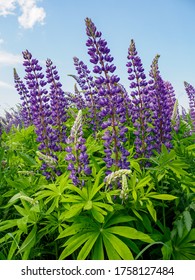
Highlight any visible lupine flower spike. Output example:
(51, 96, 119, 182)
(65, 110, 91, 186)
(85, 17, 130, 174)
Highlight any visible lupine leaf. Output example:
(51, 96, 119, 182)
(91, 207, 105, 223)
(183, 210, 192, 232)
(60, 204, 84, 219)
(92, 235, 104, 260)
(59, 232, 93, 260)
(148, 193, 177, 200)
(8, 230, 22, 260)
(17, 225, 37, 257)
(106, 226, 154, 243)
(102, 234, 121, 260)
(77, 232, 99, 260)
(146, 202, 157, 222)
(103, 231, 134, 260)
(105, 214, 136, 228)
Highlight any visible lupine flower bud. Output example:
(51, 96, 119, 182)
(65, 110, 91, 186)
(184, 81, 195, 132)
(13, 68, 32, 127)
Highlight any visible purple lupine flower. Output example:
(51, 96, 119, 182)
(22, 50, 51, 152)
(73, 56, 100, 132)
(163, 81, 180, 132)
(181, 106, 187, 121)
(13, 68, 33, 127)
(184, 81, 195, 132)
(65, 83, 86, 109)
(164, 81, 176, 118)
(0, 107, 23, 133)
(65, 110, 91, 186)
(149, 55, 173, 151)
(85, 18, 130, 173)
(126, 39, 153, 158)
(46, 58, 69, 148)
(22, 50, 62, 179)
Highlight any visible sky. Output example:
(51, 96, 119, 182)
(0, 0, 195, 116)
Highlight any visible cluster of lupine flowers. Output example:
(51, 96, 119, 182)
(1, 17, 194, 186)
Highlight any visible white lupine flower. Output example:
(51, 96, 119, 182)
(120, 174, 129, 200)
(36, 151, 57, 168)
(67, 110, 82, 144)
(105, 169, 131, 186)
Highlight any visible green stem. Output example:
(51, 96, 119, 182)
(135, 241, 165, 260)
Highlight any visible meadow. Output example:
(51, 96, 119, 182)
(0, 18, 194, 260)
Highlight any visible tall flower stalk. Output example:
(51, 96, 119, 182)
(46, 58, 68, 149)
(85, 17, 130, 174)
(14, 68, 33, 127)
(73, 56, 100, 132)
(65, 110, 91, 186)
(22, 50, 61, 179)
(184, 81, 195, 132)
(149, 55, 172, 151)
(126, 39, 153, 158)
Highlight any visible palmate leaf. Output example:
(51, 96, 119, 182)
(106, 226, 154, 243)
(60, 204, 84, 220)
(57, 223, 88, 239)
(8, 230, 23, 260)
(183, 210, 192, 232)
(92, 235, 104, 260)
(59, 232, 96, 260)
(103, 231, 134, 260)
(171, 229, 195, 260)
(0, 220, 18, 231)
(77, 233, 99, 260)
(105, 213, 136, 228)
(146, 201, 157, 222)
(102, 234, 121, 260)
(135, 175, 152, 189)
(148, 193, 177, 200)
(17, 225, 37, 259)
(91, 207, 105, 223)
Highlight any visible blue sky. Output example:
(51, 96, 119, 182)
(0, 0, 195, 115)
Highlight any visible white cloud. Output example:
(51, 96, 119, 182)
(0, 0, 46, 28)
(17, 0, 46, 29)
(0, 50, 22, 65)
(0, 0, 16, 16)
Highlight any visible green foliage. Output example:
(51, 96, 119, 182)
(0, 109, 194, 260)
(57, 212, 153, 260)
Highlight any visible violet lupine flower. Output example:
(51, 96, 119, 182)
(13, 68, 33, 127)
(163, 81, 180, 132)
(22, 50, 61, 179)
(85, 18, 130, 173)
(73, 56, 100, 132)
(126, 39, 153, 158)
(22, 50, 51, 152)
(65, 110, 91, 186)
(149, 55, 172, 151)
(0, 107, 23, 133)
(184, 81, 195, 132)
(164, 81, 176, 118)
(46, 58, 69, 148)
(65, 84, 86, 109)
(181, 106, 187, 121)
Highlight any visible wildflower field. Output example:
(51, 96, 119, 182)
(0, 18, 195, 260)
